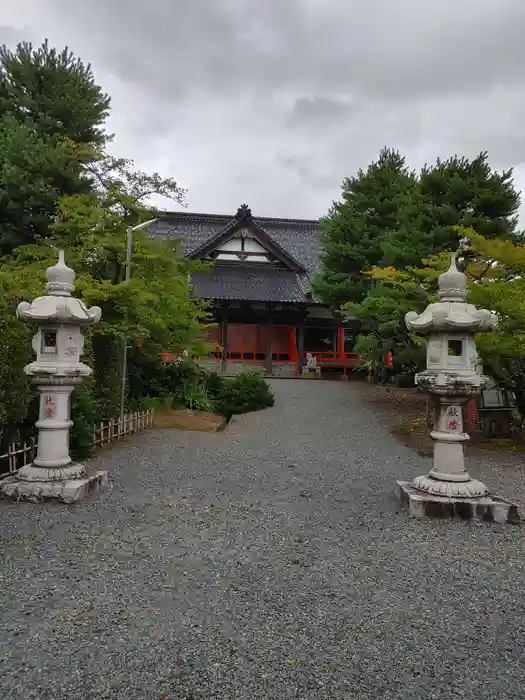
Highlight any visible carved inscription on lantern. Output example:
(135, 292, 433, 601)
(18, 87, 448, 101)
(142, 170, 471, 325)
(43, 394, 56, 419)
(443, 405, 462, 433)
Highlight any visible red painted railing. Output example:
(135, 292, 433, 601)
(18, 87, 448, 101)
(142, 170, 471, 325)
(304, 351, 360, 367)
(162, 349, 362, 369)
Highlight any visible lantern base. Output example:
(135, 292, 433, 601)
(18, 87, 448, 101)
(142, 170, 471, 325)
(397, 481, 519, 524)
(17, 462, 87, 482)
(412, 473, 488, 498)
(0, 469, 108, 504)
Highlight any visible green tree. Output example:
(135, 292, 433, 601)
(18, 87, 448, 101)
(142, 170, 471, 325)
(317, 150, 521, 316)
(457, 230, 525, 418)
(0, 115, 88, 256)
(417, 152, 520, 245)
(0, 38, 204, 446)
(0, 39, 110, 147)
(0, 39, 112, 256)
(313, 148, 417, 309)
(1, 154, 205, 420)
(377, 153, 520, 271)
(343, 270, 429, 379)
(324, 149, 522, 382)
(354, 227, 525, 408)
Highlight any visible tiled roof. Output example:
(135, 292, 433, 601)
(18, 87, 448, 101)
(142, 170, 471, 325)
(150, 210, 322, 276)
(149, 206, 323, 304)
(192, 265, 310, 303)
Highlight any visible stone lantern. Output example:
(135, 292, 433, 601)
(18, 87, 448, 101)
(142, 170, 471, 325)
(397, 254, 519, 523)
(1, 251, 108, 503)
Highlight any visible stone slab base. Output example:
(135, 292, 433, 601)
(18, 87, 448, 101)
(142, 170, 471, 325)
(397, 481, 520, 524)
(301, 371, 322, 379)
(1, 471, 108, 504)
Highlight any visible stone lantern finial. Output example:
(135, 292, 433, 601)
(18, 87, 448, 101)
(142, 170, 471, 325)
(45, 250, 76, 296)
(438, 253, 467, 302)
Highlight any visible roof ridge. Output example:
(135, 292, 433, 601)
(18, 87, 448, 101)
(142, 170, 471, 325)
(159, 210, 320, 226)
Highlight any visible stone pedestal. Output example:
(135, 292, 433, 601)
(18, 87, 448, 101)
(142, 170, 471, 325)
(1, 471, 108, 504)
(396, 481, 519, 524)
(0, 251, 107, 505)
(411, 395, 488, 499)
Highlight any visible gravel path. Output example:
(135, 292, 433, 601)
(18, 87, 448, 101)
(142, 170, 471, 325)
(1, 379, 525, 700)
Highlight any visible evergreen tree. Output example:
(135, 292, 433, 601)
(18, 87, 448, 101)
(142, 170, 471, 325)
(0, 39, 113, 255)
(313, 148, 417, 309)
(0, 39, 110, 147)
(321, 148, 522, 381)
(317, 150, 521, 316)
(418, 152, 520, 245)
(0, 115, 88, 256)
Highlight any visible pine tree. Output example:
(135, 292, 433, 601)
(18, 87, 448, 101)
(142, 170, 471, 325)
(313, 148, 417, 309)
(0, 39, 111, 255)
(417, 152, 520, 247)
(0, 39, 110, 147)
(321, 148, 522, 380)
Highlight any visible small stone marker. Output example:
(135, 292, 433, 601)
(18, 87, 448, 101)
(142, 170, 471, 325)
(397, 253, 519, 524)
(1, 251, 107, 503)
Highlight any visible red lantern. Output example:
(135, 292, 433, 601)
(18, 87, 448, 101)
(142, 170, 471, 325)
(386, 351, 393, 369)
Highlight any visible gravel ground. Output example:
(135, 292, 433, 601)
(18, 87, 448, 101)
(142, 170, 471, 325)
(1, 379, 525, 700)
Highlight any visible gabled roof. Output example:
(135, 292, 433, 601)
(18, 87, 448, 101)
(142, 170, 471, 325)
(150, 204, 322, 275)
(188, 204, 305, 272)
(150, 204, 323, 304)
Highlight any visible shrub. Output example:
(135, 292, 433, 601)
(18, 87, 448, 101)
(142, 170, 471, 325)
(131, 361, 275, 419)
(149, 358, 205, 399)
(139, 396, 175, 411)
(217, 372, 274, 417)
(203, 371, 226, 400)
(172, 378, 217, 413)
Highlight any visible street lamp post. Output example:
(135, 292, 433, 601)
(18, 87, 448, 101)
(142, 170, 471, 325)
(119, 218, 158, 424)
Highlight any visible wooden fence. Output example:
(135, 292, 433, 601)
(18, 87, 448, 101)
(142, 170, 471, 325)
(0, 409, 154, 480)
(92, 410, 154, 447)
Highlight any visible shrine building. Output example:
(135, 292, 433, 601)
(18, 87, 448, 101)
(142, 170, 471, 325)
(150, 204, 359, 377)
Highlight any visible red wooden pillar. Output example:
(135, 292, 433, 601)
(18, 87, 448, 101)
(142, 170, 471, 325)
(337, 328, 345, 358)
(265, 307, 274, 375)
(289, 326, 297, 363)
(296, 325, 305, 376)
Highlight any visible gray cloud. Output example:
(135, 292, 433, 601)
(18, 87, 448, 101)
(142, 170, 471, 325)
(43, 0, 525, 101)
(2, 0, 525, 220)
(286, 98, 356, 129)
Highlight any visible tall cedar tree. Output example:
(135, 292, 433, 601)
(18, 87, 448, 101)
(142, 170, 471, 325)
(313, 148, 417, 310)
(0, 40, 110, 255)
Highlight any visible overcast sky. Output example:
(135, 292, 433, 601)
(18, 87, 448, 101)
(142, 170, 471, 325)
(3, 0, 525, 221)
